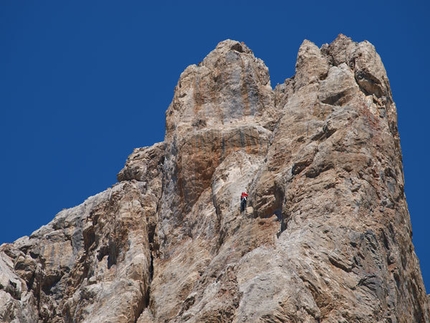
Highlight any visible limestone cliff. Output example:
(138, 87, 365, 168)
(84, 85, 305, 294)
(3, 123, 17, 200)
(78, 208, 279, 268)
(1, 35, 429, 322)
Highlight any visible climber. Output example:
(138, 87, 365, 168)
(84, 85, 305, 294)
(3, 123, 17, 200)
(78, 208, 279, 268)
(240, 191, 248, 212)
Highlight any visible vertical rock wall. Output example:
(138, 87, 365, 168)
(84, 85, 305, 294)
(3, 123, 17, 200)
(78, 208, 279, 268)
(0, 35, 428, 323)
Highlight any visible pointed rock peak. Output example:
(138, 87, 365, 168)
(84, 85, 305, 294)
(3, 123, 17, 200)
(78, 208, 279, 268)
(322, 35, 390, 98)
(298, 39, 320, 53)
(165, 39, 275, 142)
(199, 39, 258, 70)
(294, 39, 329, 90)
(331, 33, 354, 48)
(291, 35, 390, 99)
(214, 39, 253, 54)
(320, 34, 355, 66)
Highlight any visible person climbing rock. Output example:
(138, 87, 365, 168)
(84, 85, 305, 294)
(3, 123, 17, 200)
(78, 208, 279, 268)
(240, 191, 248, 212)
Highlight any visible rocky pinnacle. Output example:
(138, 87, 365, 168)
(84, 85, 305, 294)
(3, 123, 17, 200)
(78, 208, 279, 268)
(0, 35, 428, 322)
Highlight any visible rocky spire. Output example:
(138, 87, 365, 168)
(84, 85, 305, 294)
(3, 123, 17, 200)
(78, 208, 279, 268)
(0, 35, 428, 322)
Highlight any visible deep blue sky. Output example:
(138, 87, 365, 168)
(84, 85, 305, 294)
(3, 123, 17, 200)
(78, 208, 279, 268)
(1, 1, 429, 291)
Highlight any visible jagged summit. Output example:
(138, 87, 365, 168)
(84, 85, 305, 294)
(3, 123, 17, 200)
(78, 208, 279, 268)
(165, 39, 274, 136)
(1, 35, 429, 322)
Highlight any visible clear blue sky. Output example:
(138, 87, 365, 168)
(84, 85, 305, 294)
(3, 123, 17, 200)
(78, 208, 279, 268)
(1, 1, 429, 291)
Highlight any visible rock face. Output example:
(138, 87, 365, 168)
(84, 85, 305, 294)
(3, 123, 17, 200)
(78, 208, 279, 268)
(1, 35, 429, 322)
